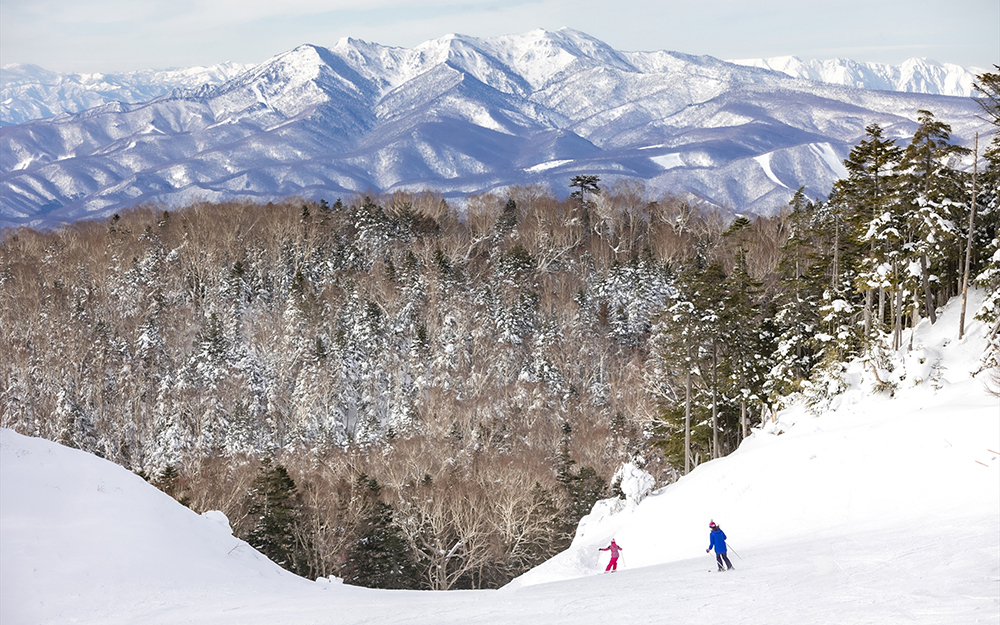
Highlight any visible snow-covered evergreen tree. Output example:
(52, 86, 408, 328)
(899, 110, 970, 328)
(832, 123, 903, 344)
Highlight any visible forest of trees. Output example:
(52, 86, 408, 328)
(2, 72, 998, 590)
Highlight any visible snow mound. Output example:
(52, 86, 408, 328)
(612, 461, 655, 508)
(0, 429, 318, 624)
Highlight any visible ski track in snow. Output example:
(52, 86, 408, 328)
(525, 159, 571, 172)
(650, 153, 684, 170)
(753, 152, 787, 188)
(809, 142, 849, 178)
(1, 293, 999, 625)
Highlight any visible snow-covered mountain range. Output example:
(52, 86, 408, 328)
(0, 29, 988, 229)
(1, 62, 253, 127)
(3, 49, 980, 128)
(727, 56, 982, 98)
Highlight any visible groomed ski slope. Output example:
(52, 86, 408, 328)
(2, 293, 998, 625)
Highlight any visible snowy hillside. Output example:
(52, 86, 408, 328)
(0, 28, 989, 229)
(728, 56, 982, 98)
(2, 294, 997, 625)
(511, 294, 999, 590)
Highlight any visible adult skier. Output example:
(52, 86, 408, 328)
(599, 538, 623, 572)
(706, 520, 733, 571)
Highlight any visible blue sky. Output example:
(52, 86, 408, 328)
(1, 0, 996, 73)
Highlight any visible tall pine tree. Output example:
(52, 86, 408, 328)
(830, 123, 903, 343)
(245, 459, 305, 573)
(342, 475, 420, 589)
(899, 110, 970, 327)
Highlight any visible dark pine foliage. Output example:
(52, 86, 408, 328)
(342, 475, 420, 589)
(245, 459, 304, 573)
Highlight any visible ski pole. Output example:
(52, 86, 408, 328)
(727, 544, 744, 561)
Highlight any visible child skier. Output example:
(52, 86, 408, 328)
(706, 520, 733, 571)
(599, 538, 623, 572)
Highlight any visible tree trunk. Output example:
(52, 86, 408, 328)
(832, 215, 840, 288)
(740, 369, 748, 441)
(878, 285, 886, 332)
(893, 280, 903, 349)
(684, 348, 692, 475)
(711, 342, 719, 460)
(960, 133, 978, 340)
(921, 254, 937, 324)
(864, 289, 873, 338)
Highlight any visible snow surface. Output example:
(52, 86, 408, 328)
(809, 142, 849, 179)
(753, 152, 788, 188)
(525, 159, 572, 173)
(650, 153, 685, 170)
(2, 295, 998, 624)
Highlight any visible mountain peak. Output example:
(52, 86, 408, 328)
(257, 43, 328, 77)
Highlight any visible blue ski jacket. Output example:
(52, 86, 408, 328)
(708, 527, 727, 553)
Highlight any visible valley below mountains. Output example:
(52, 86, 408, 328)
(0, 28, 989, 229)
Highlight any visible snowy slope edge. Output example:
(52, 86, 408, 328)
(507, 291, 1000, 589)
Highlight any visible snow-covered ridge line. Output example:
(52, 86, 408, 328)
(727, 55, 982, 98)
(4, 40, 980, 128)
(1, 61, 254, 127)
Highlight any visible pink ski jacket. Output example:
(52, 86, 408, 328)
(600, 541, 622, 558)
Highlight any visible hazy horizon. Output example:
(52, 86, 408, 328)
(1, 0, 995, 74)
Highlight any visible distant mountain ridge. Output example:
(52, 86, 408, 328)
(3, 49, 981, 128)
(727, 56, 981, 98)
(0, 29, 988, 229)
(1, 62, 253, 127)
